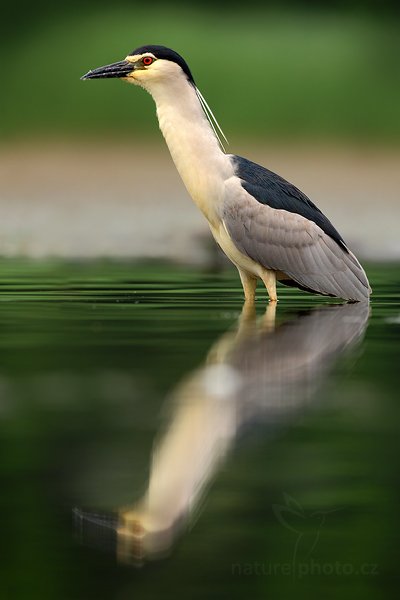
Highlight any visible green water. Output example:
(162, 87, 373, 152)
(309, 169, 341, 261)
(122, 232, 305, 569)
(0, 260, 399, 599)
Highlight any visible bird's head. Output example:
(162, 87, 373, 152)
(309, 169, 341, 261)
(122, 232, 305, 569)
(81, 45, 195, 92)
(81, 44, 228, 150)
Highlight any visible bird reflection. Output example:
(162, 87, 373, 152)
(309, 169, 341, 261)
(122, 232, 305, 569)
(74, 302, 369, 565)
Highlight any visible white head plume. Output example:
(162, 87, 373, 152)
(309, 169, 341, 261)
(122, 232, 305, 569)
(195, 87, 229, 152)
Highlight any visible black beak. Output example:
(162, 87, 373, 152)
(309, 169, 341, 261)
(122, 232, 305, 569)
(81, 60, 134, 80)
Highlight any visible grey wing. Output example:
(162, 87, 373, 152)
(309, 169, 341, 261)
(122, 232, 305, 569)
(223, 181, 371, 301)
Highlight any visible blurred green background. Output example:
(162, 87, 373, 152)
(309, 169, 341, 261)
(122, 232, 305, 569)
(2, 0, 400, 143)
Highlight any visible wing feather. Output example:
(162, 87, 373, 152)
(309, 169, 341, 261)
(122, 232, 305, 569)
(223, 180, 370, 301)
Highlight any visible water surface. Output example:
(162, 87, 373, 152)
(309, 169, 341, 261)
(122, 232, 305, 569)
(0, 260, 398, 599)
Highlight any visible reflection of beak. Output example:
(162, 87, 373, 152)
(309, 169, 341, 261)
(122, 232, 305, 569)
(81, 60, 134, 80)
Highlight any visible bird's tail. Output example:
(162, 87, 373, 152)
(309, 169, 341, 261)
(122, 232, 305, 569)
(282, 240, 371, 302)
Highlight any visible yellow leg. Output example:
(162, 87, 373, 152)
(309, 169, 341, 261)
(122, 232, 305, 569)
(261, 269, 278, 302)
(238, 268, 257, 303)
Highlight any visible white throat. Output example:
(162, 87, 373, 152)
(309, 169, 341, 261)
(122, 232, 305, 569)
(145, 75, 233, 225)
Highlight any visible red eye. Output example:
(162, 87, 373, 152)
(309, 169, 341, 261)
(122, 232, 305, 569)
(143, 56, 154, 66)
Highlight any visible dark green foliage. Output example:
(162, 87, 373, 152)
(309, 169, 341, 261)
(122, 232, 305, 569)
(2, 7, 400, 142)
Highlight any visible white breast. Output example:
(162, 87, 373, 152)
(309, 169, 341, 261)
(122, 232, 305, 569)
(148, 75, 234, 227)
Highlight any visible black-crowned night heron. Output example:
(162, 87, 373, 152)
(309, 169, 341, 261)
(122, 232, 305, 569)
(82, 45, 371, 303)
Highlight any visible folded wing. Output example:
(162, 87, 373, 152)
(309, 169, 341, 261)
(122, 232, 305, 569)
(223, 156, 371, 301)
